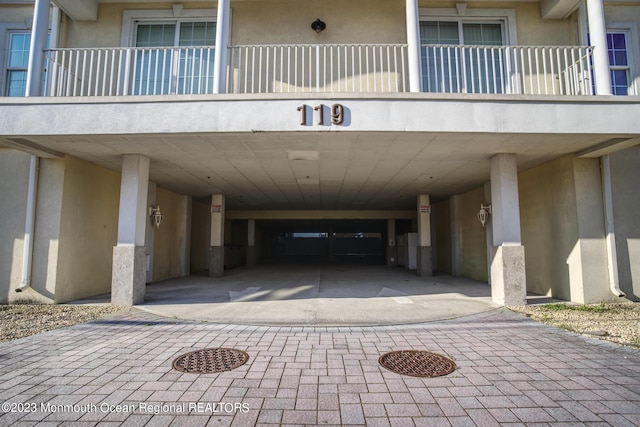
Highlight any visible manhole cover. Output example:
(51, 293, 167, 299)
(379, 350, 456, 377)
(172, 348, 249, 374)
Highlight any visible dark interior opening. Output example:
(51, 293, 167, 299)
(259, 219, 410, 264)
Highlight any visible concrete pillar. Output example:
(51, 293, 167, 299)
(386, 219, 397, 267)
(247, 219, 257, 267)
(405, 0, 423, 92)
(209, 195, 225, 276)
(416, 194, 433, 276)
(179, 195, 192, 276)
(144, 182, 156, 283)
(586, 0, 612, 95)
(450, 195, 463, 276)
(571, 158, 610, 303)
(213, 0, 230, 93)
(490, 154, 526, 306)
(26, 0, 50, 96)
(112, 155, 150, 306)
(484, 182, 493, 285)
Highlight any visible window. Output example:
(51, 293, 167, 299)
(420, 19, 505, 93)
(5, 32, 50, 97)
(6, 32, 30, 96)
(607, 33, 630, 95)
(132, 20, 216, 95)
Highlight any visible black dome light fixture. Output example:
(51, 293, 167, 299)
(311, 18, 326, 33)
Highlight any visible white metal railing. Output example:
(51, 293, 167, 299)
(421, 45, 594, 96)
(45, 46, 215, 97)
(228, 44, 408, 93)
(42, 44, 594, 97)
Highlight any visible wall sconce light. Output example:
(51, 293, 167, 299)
(149, 206, 164, 229)
(477, 204, 492, 227)
(311, 18, 326, 33)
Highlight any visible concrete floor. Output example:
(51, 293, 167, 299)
(135, 263, 500, 326)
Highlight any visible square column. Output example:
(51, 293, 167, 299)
(209, 195, 225, 277)
(246, 219, 257, 267)
(179, 195, 192, 276)
(386, 219, 398, 267)
(112, 155, 150, 306)
(416, 194, 433, 276)
(490, 154, 526, 306)
(449, 195, 463, 276)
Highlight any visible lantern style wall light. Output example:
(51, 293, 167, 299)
(477, 204, 492, 227)
(311, 18, 326, 33)
(149, 206, 164, 229)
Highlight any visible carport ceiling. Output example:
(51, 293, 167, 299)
(26, 131, 634, 210)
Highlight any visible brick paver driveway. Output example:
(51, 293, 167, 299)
(1, 308, 639, 426)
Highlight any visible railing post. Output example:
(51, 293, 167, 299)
(213, 0, 230, 94)
(122, 49, 132, 96)
(26, 0, 51, 96)
(406, 0, 422, 92)
(586, 0, 612, 95)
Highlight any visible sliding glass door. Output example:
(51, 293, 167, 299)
(133, 21, 216, 95)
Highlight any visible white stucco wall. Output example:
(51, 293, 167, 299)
(609, 145, 640, 301)
(0, 149, 30, 304)
(55, 156, 120, 303)
(519, 155, 612, 303)
(19, 157, 66, 304)
(419, 1, 574, 45)
(152, 186, 185, 281)
(459, 186, 489, 282)
(59, 1, 579, 49)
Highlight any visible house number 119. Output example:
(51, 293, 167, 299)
(297, 104, 344, 126)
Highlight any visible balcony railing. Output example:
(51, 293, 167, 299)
(43, 44, 593, 97)
(421, 45, 593, 96)
(228, 44, 408, 93)
(45, 46, 215, 97)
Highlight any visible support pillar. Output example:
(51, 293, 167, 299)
(490, 154, 526, 306)
(405, 0, 422, 92)
(144, 182, 156, 283)
(586, 0, 612, 95)
(386, 219, 397, 267)
(26, 0, 50, 96)
(450, 195, 463, 276)
(484, 182, 493, 284)
(209, 195, 225, 276)
(247, 219, 257, 267)
(213, 0, 230, 93)
(112, 155, 150, 306)
(417, 194, 433, 276)
(179, 195, 192, 276)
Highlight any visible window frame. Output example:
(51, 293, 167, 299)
(121, 9, 218, 48)
(419, 8, 518, 46)
(605, 23, 639, 96)
(420, 19, 507, 46)
(5, 31, 31, 96)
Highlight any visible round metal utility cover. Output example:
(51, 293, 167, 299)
(172, 348, 249, 374)
(379, 350, 456, 377)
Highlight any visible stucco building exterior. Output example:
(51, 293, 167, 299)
(0, 0, 639, 307)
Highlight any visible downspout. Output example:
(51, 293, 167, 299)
(16, 156, 39, 292)
(601, 155, 625, 298)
